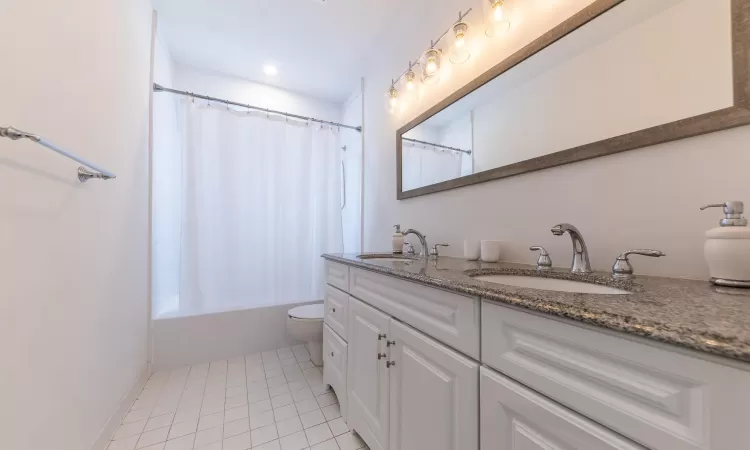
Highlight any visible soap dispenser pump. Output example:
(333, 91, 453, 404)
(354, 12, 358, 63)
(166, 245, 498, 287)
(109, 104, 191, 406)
(392, 224, 405, 254)
(701, 201, 750, 288)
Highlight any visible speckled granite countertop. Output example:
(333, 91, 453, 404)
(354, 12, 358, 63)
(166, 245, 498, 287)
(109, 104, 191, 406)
(323, 253, 750, 363)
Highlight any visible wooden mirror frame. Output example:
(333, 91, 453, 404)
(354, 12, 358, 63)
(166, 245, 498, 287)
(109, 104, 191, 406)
(397, 0, 750, 200)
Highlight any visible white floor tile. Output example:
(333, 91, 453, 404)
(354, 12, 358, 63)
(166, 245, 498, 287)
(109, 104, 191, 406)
(198, 412, 224, 431)
(253, 439, 282, 450)
(248, 380, 268, 391)
(226, 394, 248, 409)
(250, 410, 275, 430)
(280, 358, 299, 368)
(168, 418, 198, 440)
(291, 388, 313, 403)
(194, 442, 222, 450)
(269, 384, 290, 398)
(136, 426, 170, 449)
(279, 430, 309, 450)
(275, 416, 303, 438)
(299, 409, 326, 429)
(321, 404, 341, 421)
(227, 385, 248, 398)
(294, 398, 319, 415)
(114, 419, 147, 440)
(287, 381, 307, 392)
(267, 376, 287, 388)
(271, 393, 294, 408)
(327, 418, 348, 437)
(224, 418, 251, 438)
(248, 388, 271, 403)
(310, 438, 340, 450)
(305, 423, 333, 446)
(122, 409, 152, 424)
(273, 404, 298, 422)
(164, 433, 195, 450)
(225, 404, 250, 422)
(194, 426, 223, 448)
(251, 424, 279, 446)
(145, 413, 175, 432)
(107, 435, 140, 450)
(309, 384, 331, 397)
(298, 361, 314, 370)
(137, 443, 165, 450)
(223, 431, 252, 450)
(249, 399, 273, 415)
(335, 432, 367, 450)
(315, 393, 336, 408)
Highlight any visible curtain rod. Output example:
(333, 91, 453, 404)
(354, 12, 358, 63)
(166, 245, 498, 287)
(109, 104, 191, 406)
(153, 84, 362, 132)
(402, 137, 472, 154)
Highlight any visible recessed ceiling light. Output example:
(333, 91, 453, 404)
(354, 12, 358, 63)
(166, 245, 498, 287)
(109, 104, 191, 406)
(263, 64, 278, 76)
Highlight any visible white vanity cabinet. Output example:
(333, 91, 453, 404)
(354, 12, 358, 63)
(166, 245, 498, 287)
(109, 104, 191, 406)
(323, 323, 348, 421)
(348, 297, 391, 450)
(324, 257, 750, 450)
(347, 296, 480, 450)
(481, 366, 645, 450)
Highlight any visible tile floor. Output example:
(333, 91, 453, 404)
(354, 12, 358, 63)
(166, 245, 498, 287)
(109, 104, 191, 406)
(108, 345, 369, 450)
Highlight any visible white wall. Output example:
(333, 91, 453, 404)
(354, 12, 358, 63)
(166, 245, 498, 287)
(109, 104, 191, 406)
(362, 0, 750, 279)
(0, 1, 153, 449)
(341, 86, 364, 254)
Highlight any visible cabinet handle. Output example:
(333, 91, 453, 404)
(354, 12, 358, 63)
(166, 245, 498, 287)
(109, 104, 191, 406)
(386, 340, 396, 347)
(377, 353, 387, 360)
(331, 307, 336, 313)
(378, 334, 387, 340)
(386, 361, 396, 368)
(330, 352, 335, 357)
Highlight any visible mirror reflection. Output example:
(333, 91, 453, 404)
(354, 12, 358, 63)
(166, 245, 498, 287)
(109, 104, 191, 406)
(400, 0, 734, 193)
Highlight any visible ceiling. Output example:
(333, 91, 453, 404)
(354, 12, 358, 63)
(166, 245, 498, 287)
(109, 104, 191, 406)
(153, 0, 403, 103)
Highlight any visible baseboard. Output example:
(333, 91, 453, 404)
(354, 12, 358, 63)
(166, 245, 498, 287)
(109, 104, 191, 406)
(90, 362, 151, 450)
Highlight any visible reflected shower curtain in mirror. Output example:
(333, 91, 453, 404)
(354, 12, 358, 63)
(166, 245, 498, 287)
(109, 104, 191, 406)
(153, 99, 343, 316)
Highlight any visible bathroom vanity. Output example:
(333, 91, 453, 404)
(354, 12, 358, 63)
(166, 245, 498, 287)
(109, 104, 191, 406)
(321, 254, 750, 450)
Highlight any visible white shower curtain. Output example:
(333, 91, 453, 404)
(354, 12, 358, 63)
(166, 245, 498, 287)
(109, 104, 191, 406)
(155, 100, 343, 315)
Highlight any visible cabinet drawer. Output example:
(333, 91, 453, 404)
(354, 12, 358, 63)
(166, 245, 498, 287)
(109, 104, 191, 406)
(350, 268, 480, 359)
(323, 324, 348, 422)
(324, 285, 349, 340)
(481, 366, 645, 450)
(326, 260, 350, 292)
(482, 300, 750, 450)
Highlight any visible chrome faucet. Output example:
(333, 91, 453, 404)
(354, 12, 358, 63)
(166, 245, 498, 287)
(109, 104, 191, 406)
(551, 223, 592, 274)
(403, 229, 428, 259)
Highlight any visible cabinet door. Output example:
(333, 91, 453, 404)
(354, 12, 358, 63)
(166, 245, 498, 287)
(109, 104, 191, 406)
(348, 297, 391, 450)
(481, 367, 645, 450)
(388, 320, 479, 450)
(324, 285, 349, 340)
(323, 324, 348, 422)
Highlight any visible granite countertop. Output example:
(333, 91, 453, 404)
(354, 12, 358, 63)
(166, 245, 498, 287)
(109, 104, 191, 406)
(323, 253, 750, 364)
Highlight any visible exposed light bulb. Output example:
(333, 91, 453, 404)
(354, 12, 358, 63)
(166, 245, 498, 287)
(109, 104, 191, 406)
(455, 32, 465, 48)
(492, 1, 504, 22)
(385, 85, 399, 114)
(426, 58, 438, 74)
(406, 71, 416, 90)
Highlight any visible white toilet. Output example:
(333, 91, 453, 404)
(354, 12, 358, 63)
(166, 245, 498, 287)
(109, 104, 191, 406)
(286, 303, 325, 366)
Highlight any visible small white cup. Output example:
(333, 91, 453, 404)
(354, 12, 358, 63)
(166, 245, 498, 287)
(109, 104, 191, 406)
(481, 240, 502, 263)
(464, 239, 481, 261)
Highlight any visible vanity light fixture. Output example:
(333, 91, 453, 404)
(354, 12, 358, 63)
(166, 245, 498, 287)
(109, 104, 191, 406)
(449, 17, 471, 64)
(485, 0, 511, 36)
(405, 68, 417, 91)
(421, 46, 443, 85)
(385, 83, 400, 115)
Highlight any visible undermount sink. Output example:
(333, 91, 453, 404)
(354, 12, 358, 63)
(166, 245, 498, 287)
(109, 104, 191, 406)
(471, 274, 631, 295)
(358, 255, 414, 262)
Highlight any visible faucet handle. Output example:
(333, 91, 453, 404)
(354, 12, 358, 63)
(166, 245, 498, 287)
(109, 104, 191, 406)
(530, 246, 552, 271)
(429, 244, 449, 257)
(612, 249, 666, 280)
(404, 243, 416, 255)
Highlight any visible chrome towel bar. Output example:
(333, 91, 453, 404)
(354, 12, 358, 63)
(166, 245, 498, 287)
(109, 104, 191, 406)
(0, 126, 116, 182)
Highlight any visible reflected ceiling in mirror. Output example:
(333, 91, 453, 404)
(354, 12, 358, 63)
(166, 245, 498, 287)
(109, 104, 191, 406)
(397, 0, 750, 199)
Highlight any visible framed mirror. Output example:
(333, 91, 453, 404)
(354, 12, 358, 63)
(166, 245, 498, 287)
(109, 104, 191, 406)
(397, 0, 750, 199)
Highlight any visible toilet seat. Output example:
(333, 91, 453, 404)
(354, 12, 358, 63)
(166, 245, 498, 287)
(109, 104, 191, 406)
(288, 303, 324, 320)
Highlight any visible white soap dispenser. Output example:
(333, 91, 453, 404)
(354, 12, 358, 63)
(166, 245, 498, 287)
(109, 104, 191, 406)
(392, 224, 405, 254)
(701, 201, 750, 288)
